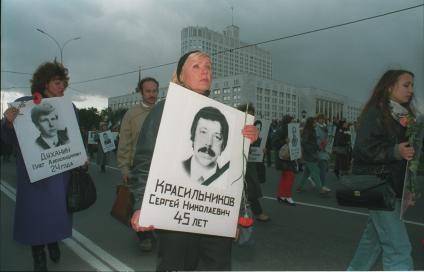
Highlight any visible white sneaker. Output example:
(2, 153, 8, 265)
(322, 186, 331, 192)
(286, 197, 295, 204)
(308, 177, 316, 187)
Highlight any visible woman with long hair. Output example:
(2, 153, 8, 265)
(296, 117, 329, 195)
(347, 69, 416, 270)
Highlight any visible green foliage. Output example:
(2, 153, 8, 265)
(78, 107, 101, 130)
(405, 114, 424, 198)
(79, 107, 128, 131)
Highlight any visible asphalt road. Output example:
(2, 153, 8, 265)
(1, 153, 423, 271)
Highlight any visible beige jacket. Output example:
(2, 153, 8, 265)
(117, 103, 152, 176)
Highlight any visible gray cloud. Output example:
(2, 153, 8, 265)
(2, 0, 423, 111)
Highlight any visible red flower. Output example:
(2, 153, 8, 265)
(399, 116, 408, 127)
(238, 216, 254, 227)
(33, 92, 42, 105)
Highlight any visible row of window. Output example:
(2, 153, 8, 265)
(257, 88, 296, 97)
(257, 103, 296, 111)
(257, 110, 297, 119)
(212, 87, 242, 95)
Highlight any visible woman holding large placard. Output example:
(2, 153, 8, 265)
(2, 61, 76, 271)
(129, 50, 258, 271)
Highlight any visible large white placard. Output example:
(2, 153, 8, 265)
(248, 119, 270, 162)
(99, 130, 116, 152)
(288, 123, 302, 160)
(10, 97, 87, 183)
(139, 83, 254, 237)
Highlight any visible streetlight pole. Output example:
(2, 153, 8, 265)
(36, 28, 81, 63)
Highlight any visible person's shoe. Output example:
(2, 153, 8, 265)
(47, 242, 60, 263)
(32, 246, 48, 271)
(284, 197, 296, 206)
(255, 213, 271, 222)
(139, 238, 153, 252)
(277, 197, 296, 206)
(308, 177, 316, 187)
(319, 188, 331, 197)
(322, 186, 332, 192)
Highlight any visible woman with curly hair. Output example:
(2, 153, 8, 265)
(2, 61, 75, 271)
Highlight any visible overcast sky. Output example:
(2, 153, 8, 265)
(1, 0, 423, 113)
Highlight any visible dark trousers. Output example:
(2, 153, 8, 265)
(156, 230, 232, 271)
(137, 231, 154, 241)
(256, 162, 266, 183)
(250, 198, 263, 216)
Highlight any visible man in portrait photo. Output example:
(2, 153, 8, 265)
(103, 132, 112, 145)
(183, 106, 230, 187)
(251, 120, 263, 147)
(31, 102, 69, 150)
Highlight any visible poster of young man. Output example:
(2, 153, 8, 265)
(98, 130, 116, 153)
(288, 123, 302, 160)
(139, 83, 254, 237)
(9, 97, 87, 183)
(87, 131, 97, 145)
(248, 119, 271, 162)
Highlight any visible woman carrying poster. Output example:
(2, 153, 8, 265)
(129, 51, 258, 271)
(1, 61, 79, 271)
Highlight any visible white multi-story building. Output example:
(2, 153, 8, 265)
(298, 87, 362, 122)
(109, 24, 363, 123)
(181, 25, 272, 79)
(210, 74, 299, 120)
(108, 86, 168, 111)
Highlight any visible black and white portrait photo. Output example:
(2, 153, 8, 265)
(250, 120, 263, 147)
(87, 131, 97, 145)
(9, 97, 87, 182)
(98, 130, 116, 153)
(140, 83, 254, 237)
(248, 119, 270, 162)
(288, 123, 301, 160)
(182, 106, 230, 187)
(31, 102, 70, 150)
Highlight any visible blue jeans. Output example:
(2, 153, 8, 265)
(298, 161, 322, 189)
(347, 200, 413, 271)
(318, 160, 328, 186)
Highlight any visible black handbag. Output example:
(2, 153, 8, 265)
(336, 175, 396, 211)
(67, 169, 97, 212)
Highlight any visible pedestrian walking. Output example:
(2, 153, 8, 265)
(347, 69, 416, 271)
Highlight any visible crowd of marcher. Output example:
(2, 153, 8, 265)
(1, 52, 421, 271)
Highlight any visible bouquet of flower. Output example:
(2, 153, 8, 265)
(401, 114, 424, 199)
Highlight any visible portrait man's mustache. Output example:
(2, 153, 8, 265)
(197, 146, 216, 157)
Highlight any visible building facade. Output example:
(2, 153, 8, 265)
(108, 86, 168, 111)
(298, 87, 362, 122)
(109, 24, 363, 123)
(181, 25, 272, 79)
(210, 74, 299, 120)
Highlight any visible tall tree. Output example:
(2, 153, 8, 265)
(78, 107, 101, 130)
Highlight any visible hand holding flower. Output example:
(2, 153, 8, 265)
(399, 142, 415, 161)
